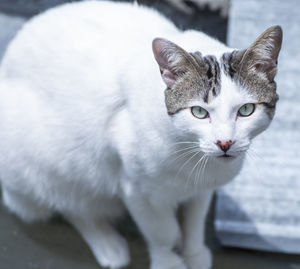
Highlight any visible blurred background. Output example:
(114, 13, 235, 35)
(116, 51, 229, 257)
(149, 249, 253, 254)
(0, 0, 299, 269)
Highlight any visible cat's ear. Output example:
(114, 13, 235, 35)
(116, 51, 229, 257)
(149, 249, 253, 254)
(243, 25, 283, 81)
(152, 38, 189, 87)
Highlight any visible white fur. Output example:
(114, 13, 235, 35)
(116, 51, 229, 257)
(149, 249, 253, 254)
(0, 2, 272, 269)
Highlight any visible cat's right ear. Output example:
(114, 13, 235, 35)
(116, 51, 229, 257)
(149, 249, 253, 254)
(152, 38, 187, 88)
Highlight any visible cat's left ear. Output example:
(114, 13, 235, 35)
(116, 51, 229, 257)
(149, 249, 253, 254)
(152, 38, 190, 88)
(243, 25, 283, 81)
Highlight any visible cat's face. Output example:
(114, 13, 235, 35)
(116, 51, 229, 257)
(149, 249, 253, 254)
(153, 26, 282, 160)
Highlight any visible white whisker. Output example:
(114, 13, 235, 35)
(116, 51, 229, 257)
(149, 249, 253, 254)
(196, 155, 208, 186)
(175, 150, 201, 180)
(186, 153, 206, 186)
(168, 148, 199, 164)
(171, 141, 199, 146)
(200, 156, 210, 186)
(169, 145, 199, 156)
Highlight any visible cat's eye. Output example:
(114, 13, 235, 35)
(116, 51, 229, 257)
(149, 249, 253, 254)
(238, 103, 255, 117)
(191, 106, 209, 119)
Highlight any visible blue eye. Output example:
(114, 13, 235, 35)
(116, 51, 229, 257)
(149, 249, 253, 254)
(191, 106, 209, 119)
(238, 103, 255, 117)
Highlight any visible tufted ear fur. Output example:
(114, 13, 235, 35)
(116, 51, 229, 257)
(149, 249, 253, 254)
(240, 25, 283, 82)
(152, 38, 191, 88)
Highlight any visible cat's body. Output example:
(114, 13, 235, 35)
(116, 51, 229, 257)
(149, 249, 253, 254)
(0, 1, 282, 269)
(0, 0, 236, 215)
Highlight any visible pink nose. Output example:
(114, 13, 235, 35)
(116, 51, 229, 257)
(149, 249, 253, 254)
(216, 140, 234, 153)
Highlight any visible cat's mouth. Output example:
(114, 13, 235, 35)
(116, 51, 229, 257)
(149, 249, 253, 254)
(221, 154, 233, 158)
(217, 154, 237, 160)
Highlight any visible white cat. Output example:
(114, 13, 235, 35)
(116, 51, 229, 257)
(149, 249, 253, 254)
(0, 1, 282, 269)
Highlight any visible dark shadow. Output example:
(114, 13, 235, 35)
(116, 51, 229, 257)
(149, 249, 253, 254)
(0, 0, 228, 43)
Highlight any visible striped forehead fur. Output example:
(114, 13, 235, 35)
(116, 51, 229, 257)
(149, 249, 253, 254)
(165, 53, 222, 115)
(190, 53, 221, 102)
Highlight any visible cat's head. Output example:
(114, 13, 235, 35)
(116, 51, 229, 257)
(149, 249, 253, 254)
(153, 26, 282, 160)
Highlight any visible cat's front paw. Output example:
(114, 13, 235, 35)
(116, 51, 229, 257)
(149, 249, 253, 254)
(184, 245, 212, 269)
(151, 249, 188, 269)
(92, 232, 130, 269)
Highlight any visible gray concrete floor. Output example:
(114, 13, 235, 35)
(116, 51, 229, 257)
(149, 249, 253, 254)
(1, 196, 300, 269)
(0, 2, 300, 269)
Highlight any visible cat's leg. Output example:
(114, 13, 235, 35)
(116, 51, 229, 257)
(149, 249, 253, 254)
(181, 191, 213, 269)
(2, 187, 53, 222)
(124, 195, 187, 269)
(66, 214, 129, 269)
